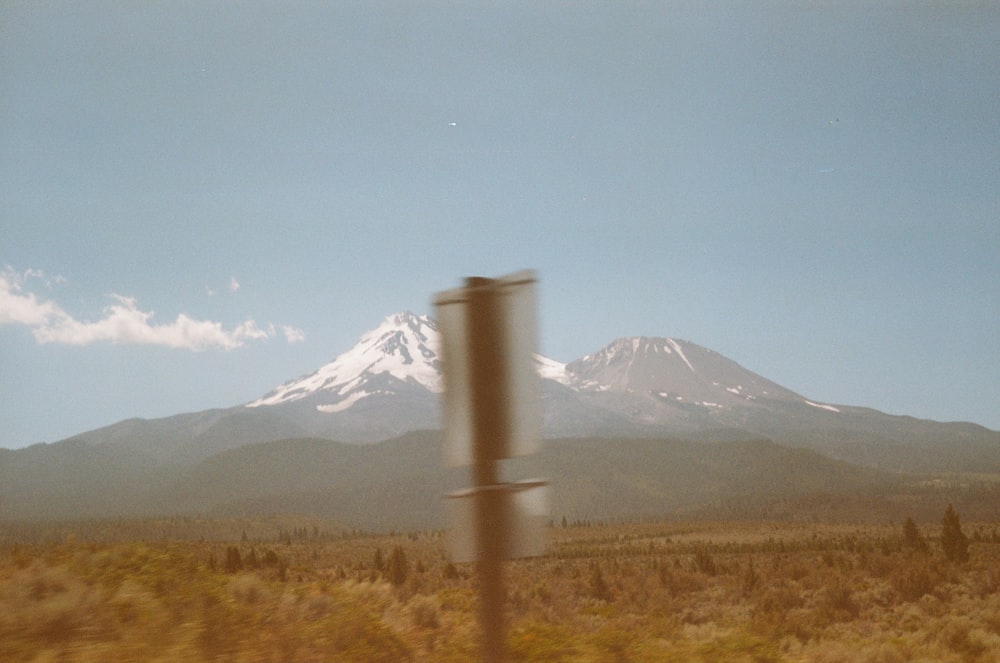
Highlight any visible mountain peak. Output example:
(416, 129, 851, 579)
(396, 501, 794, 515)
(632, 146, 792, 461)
(565, 335, 809, 412)
(382, 310, 431, 333)
(247, 312, 442, 409)
(246, 313, 829, 429)
(567, 336, 701, 391)
(380, 310, 434, 342)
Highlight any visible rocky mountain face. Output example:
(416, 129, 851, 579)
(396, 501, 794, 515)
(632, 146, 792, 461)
(561, 335, 814, 433)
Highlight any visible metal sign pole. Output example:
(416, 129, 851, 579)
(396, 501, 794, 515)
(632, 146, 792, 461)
(435, 270, 545, 663)
(465, 276, 507, 663)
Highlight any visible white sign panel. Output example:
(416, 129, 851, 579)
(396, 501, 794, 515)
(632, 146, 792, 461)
(446, 480, 549, 563)
(434, 270, 540, 467)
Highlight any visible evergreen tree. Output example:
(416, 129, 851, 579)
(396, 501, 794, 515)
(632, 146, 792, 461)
(589, 562, 611, 601)
(388, 545, 409, 586)
(245, 547, 259, 570)
(941, 504, 969, 563)
(741, 558, 759, 597)
(902, 516, 927, 553)
(224, 546, 243, 573)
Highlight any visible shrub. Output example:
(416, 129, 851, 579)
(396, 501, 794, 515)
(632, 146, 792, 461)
(940, 620, 988, 661)
(821, 577, 859, 623)
(388, 545, 409, 586)
(589, 563, 611, 601)
(508, 622, 579, 662)
(224, 546, 243, 573)
(902, 517, 928, 553)
(941, 505, 970, 563)
(891, 559, 944, 602)
(230, 574, 267, 605)
(408, 594, 440, 629)
(742, 558, 760, 597)
(693, 548, 718, 576)
(659, 563, 707, 596)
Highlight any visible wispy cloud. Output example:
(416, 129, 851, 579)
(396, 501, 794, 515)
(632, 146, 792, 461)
(21, 268, 67, 288)
(32, 294, 271, 350)
(0, 269, 63, 326)
(207, 276, 242, 297)
(1, 267, 300, 352)
(282, 325, 306, 344)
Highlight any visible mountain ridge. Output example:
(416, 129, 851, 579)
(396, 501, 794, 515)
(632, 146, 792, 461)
(239, 312, 850, 434)
(30, 310, 1000, 473)
(2, 310, 999, 527)
(8, 430, 998, 529)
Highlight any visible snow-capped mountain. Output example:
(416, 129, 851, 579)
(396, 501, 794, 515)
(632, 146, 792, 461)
(563, 336, 824, 426)
(7, 307, 999, 527)
(247, 310, 579, 403)
(240, 312, 853, 442)
(248, 312, 443, 411)
(567, 337, 798, 401)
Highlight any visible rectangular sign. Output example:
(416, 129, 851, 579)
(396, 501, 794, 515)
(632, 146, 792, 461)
(446, 480, 549, 563)
(434, 270, 540, 467)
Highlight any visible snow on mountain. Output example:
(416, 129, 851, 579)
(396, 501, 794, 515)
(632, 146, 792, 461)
(246, 311, 842, 426)
(804, 399, 841, 413)
(534, 353, 571, 385)
(247, 312, 442, 409)
(565, 336, 808, 410)
(248, 311, 571, 415)
(567, 337, 713, 393)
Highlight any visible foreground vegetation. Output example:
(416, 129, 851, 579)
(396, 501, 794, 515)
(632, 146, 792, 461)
(3, 514, 1000, 662)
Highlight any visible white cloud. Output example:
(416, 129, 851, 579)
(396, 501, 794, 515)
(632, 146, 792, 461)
(0, 270, 63, 326)
(20, 268, 66, 288)
(282, 325, 306, 344)
(33, 295, 271, 350)
(207, 276, 240, 297)
(1, 267, 299, 352)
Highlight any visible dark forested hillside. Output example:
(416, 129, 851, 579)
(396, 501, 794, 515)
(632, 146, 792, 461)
(5, 430, 998, 529)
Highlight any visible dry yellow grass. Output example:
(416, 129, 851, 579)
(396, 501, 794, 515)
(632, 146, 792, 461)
(2, 518, 999, 661)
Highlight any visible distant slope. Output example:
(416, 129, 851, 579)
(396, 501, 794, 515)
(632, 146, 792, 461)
(60, 408, 309, 464)
(180, 433, 909, 530)
(516, 436, 895, 523)
(0, 440, 183, 520)
(181, 432, 464, 531)
(5, 431, 905, 528)
(9, 429, 1000, 529)
(724, 402, 1000, 473)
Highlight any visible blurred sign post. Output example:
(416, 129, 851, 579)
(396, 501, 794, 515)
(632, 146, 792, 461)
(434, 270, 548, 663)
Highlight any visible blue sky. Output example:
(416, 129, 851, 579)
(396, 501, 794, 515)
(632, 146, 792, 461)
(2, 1, 998, 448)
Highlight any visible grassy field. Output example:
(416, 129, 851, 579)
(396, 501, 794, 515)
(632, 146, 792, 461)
(2, 516, 999, 662)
